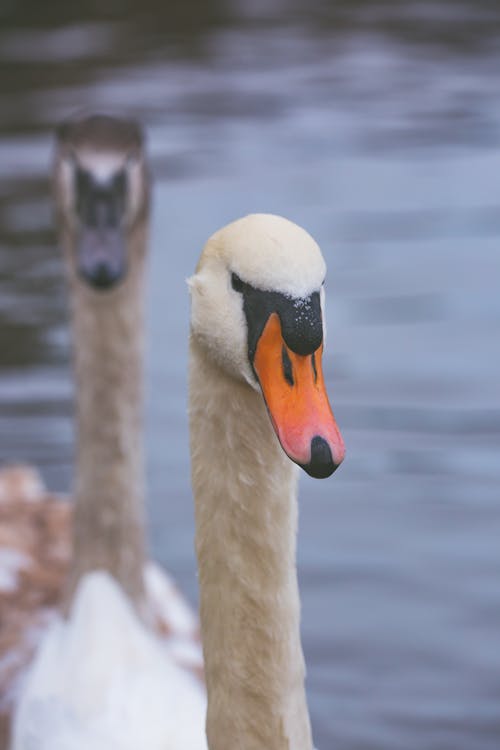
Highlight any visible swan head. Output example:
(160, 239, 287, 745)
(189, 213, 345, 478)
(54, 114, 149, 291)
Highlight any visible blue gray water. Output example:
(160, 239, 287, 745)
(1, 2, 499, 747)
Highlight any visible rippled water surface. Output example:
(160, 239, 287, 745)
(1, 2, 500, 748)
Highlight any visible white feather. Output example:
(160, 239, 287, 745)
(11, 572, 207, 750)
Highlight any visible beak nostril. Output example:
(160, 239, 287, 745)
(281, 345, 294, 386)
(311, 352, 318, 384)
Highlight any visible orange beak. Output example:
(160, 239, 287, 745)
(253, 312, 345, 478)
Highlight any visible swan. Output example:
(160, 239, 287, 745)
(188, 213, 345, 749)
(54, 113, 149, 614)
(4, 115, 207, 750)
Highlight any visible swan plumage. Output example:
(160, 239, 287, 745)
(11, 571, 206, 750)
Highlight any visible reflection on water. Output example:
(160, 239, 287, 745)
(1, 2, 500, 748)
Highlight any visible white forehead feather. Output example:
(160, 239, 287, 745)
(77, 150, 127, 183)
(201, 214, 326, 298)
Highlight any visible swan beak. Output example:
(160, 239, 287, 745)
(74, 165, 128, 290)
(253, 312, 345, 478)
(77, 227, 127, 290)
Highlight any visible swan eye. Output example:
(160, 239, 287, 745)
(231, 273, 244, 293)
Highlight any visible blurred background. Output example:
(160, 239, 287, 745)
(1, 1, 500, 747)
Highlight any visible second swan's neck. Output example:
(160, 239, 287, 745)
(64, 225, 148, 615)
(189, 337, 313, 750)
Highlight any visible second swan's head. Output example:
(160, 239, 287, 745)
(189, 213, 345, 478)
(53, 114, 149, 291)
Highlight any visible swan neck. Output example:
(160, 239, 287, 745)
(64, 223, 148, 615)
(189, 337, 313, 750)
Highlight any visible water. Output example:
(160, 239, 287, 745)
(1, 2, 500, 747)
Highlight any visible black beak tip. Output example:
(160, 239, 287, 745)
(79, 262, 125, 291)
(301, 435, 340, 479)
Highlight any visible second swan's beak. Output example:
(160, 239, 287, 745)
(254, 312, 345, 478)
(77, 227, 126, 290)
(74, 165, 128, 291)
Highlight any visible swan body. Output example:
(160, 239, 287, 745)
(189, 214, 344, 749)
(11, 570, 206, 750)
(5, 116, 206, 750)
(0, 469, 206, 750)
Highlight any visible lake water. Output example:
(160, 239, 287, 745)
(1, 2, 499, 748)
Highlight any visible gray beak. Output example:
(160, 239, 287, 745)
(78, 226, 126, 290)
(75, 166, 127, 291)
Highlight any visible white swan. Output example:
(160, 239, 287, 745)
(8, 115, 207, 750)
(189, 214, 345, 749)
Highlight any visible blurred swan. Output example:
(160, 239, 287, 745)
(189, 214, 345, 749)
(3, 116, 206, 750)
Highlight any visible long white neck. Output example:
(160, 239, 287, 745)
(63, 224, 148, 616)
(189, 337, 313, 750)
